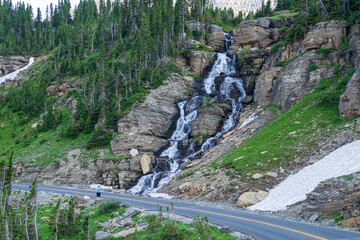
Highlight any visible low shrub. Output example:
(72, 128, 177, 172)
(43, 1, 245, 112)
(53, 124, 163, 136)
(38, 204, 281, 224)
(96, 200, 122, 215)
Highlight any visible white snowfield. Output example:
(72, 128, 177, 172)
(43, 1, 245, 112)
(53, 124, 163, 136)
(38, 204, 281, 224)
(249, 140, 360, 212)
(0, 57, 35, 84)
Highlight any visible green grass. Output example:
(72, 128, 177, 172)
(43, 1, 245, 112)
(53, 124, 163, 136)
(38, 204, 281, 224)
(216, 74, 355, 175)
(259, 12, 300, 20)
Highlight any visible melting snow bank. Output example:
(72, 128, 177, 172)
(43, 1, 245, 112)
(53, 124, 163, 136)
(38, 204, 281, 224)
(0, 57, 35, 84)
(147, 193, 173, 200)
(249, 140, 360, 212)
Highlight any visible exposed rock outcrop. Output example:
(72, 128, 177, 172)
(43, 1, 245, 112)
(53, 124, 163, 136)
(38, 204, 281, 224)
(0, 56, 28, 75)
(116, 74, 193, 139)
(302, 21, 347, 50)
(339, 42, 360, 118)
(207, 32, 226, 52)
(111, 134, 167, 156)
(255, 51, 334, 111)
(191, 104, 226, 137)
(299, 174, 360, 221)
(46, 81, 74, 96)
(231, 26, 272, 50)
(177, 51, 216, 74)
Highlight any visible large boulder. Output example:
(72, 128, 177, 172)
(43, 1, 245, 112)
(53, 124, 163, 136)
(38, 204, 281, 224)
(207, 24, 223, 33)
(236, 191, 268, 208)
(231, 26, 272, 51)
(207, 32, 226, 52)
(302, 21, 347, 50)
(190, 105, 225, 137)
(188, 51, 216, 74)
(140, 154, 152, 175)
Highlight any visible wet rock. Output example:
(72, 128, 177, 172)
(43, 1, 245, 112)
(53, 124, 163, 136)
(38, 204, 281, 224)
(207, 32, 226, 52)
(189, 51, 216, 74)
(0, 56, 28, 75)
(116, 74, 192, 139)
(191, 109, 222, 138)
(236, 191, 268, 208)
(242, 96, 253, 104)
(118, 171, 142, 189)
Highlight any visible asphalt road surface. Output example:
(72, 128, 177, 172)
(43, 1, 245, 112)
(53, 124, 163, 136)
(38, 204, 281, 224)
(12, 183, 360, 240)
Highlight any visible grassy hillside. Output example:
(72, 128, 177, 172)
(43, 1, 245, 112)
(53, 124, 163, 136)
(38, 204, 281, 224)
(214, 67, 357, 175)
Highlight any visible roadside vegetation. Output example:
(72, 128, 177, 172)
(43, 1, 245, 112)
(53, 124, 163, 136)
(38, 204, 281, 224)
(0, 155, 236, 239)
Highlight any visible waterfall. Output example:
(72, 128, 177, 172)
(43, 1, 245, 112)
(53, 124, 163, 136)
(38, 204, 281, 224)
(128, 33, 246, 195)
(0, 57, 35, 85)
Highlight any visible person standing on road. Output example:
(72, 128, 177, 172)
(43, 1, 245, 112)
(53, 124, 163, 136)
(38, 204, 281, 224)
(96, 185, 102, 199)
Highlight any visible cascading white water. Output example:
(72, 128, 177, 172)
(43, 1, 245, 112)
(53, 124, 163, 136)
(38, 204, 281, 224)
(0, 57, 35, 85)
(129, 33, 246, 195)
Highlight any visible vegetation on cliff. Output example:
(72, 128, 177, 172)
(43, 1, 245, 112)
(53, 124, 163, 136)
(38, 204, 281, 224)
(0, 0, 240, 162)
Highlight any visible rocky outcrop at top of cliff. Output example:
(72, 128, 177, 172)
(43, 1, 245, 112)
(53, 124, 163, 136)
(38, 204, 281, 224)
(231, 19, 360, 113)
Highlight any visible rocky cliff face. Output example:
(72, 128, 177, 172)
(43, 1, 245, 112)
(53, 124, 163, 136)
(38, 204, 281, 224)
(233, 19, 358, 112)
(339, 24, 360, 119)
(159, 18, 360, 209)
(0, 56, 28, 75)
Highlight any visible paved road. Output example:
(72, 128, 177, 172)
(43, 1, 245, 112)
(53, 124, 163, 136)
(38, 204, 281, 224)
(13, 183, 360, 240)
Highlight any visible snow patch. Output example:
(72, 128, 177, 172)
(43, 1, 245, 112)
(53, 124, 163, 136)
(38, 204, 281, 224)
(249, 140, 360, 212)
(148, 193, 173, 200)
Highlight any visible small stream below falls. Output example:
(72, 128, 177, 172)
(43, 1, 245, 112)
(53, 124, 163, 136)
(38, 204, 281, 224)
(129, 33, 246, 195)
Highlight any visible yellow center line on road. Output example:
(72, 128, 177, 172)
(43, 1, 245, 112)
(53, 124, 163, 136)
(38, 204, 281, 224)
(14, 184, 328, 240)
